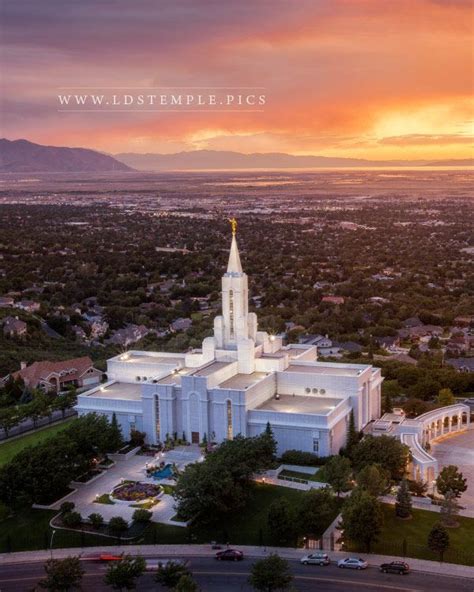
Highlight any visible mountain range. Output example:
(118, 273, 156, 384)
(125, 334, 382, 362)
(0, 139, 132, 173)
(0, 138, 472, 173)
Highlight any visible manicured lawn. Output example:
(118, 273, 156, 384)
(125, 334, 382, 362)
(0, 483, 341, 552)
(0, 418, 74, 467)
(279, 468, 327, 483)
(357, 504, 474, 566)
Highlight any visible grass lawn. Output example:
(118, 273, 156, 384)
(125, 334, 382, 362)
(360, 504, 474, 566)
(0, 418, 74, 467)
(279, 468, 327, 483)
(0, 483, 341, 552)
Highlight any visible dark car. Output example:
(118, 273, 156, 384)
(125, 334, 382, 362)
(215, 549, 244, 561)
(380, 561, 410, 575)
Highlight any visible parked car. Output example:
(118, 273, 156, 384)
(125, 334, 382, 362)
(146, 558, 189, 571)
(300, 553, 330, 566)
(379, 561, 410, 575)
(215, 549, 244, 561)
(337, 557, 368, 570)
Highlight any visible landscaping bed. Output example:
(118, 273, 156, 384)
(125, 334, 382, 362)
(111, 481, 162, 503)
(74, 468, 103, 483)
(278, 468, 327, 483)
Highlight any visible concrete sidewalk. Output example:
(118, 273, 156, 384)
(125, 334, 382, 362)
(1, 545, 473, 579)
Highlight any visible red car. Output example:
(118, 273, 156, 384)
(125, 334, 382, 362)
(82, 552, 123, 562)
(215, 549, 244, 561)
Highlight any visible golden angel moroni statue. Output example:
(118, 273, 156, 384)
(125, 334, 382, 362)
(228, 217, 237, 235)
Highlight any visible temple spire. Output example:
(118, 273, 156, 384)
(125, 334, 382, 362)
(227, 218, 243, 274)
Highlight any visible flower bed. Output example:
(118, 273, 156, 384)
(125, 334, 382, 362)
(110, 481, 162, 503)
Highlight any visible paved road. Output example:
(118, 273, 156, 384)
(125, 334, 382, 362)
(0, 556, 471, 591)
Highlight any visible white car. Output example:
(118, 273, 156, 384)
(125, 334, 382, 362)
(337, 557, 368, 570)
(145, 559, 188, 571)
(300, 553, 330, 566)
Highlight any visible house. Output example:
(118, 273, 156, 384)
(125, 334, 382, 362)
(403, 316, 423, 328)
(8, 357, 102, 393)
(2, 316, 27, 337)
(170, 317, 192, 332)
(322, 295, 345, 305)
(107, 324, 149, 347)
(0, 296, 14, 308)
(446, 358, 474, 373)
(375, 335, 400, 352)
(15, 300, 41, 313)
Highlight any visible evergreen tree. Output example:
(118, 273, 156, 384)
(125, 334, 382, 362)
(440, 491, 459, 527)
(109, 413, 124, 451)
(395, 478, 412, 519)
(427, 523, 450, 561)
(345, 411, 360, 457)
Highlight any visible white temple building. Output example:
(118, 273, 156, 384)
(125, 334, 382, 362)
(76, 229, 383, 457)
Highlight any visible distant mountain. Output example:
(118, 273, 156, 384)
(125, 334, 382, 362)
(0, 139, 133, 173)
(114, 150, 473, 171)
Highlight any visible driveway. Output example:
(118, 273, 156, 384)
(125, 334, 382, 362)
(431, 428, 474, 510)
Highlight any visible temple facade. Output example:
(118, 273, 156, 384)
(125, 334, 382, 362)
(76, 228, 383, 456)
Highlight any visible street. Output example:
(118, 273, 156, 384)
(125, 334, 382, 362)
(0, 556, 471, 591)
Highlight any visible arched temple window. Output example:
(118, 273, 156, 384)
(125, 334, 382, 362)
(226, 399, 233, 440)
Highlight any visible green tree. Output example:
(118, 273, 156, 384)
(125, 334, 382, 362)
(345, 410, 360, 456)
(104, 555, 146, 591)
(62, 511, 82, 528)
(267, 499, 295, 546)
(132, 508, 152, 523)
(341, 489, 384, 552)
(356, 464, 389, 497)
(437, 388, 455, 406)
(427, 523, 450, 561)
(352, 435, 409, 480)
(436, 465, 468, 499)
(109, 412, 124, 451)
(0, 408, 19, 437)
(38, 556, 84, 591)
(154, 561, 191, 588)
(248, 554, 293, 592)
(174, 574, 198, 592)
(88, 512, 104, 529)
(108, 516, 129, 537)
(395, 478, 412, 519)
(296, 488, 337, 538)
(440, 491, 460, 528)
(324, 455, 352, 496)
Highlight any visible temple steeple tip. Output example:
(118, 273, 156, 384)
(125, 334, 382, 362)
(227, 234, 243, 274)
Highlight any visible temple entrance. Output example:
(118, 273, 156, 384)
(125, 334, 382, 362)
(191, 431, 200, 444)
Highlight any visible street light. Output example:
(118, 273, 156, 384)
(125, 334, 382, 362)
(50, 529, 57, 559)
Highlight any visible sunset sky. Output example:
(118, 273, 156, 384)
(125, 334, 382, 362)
(2, 0, 473, 160)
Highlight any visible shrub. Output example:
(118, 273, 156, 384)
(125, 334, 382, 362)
(59, 501, 75, 515)
(88, 512, 104, 529)
(108, 516, 129, 536)
(132, 509, 153, 523)
(279, 450, 326, 466)
(62, 511, 82, 528)
(130, 429, 146, 447)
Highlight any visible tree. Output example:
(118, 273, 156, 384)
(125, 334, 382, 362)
(357, 464, 389, 497)
(62, 511, 82, 528)
(345, 410, 360, 457)
(395, 479, 412, 519)
(408, 478, 428, 497)
(59, 501, 75, 515)
(0, 408, 19, 437)
(154, 561, 192, 588)
(437, 388, 455, 407)
(341, 489, 384, 552)
(352, 435, 409, 480)
(174, 574, 198, 592)
(436, 465, 467, 499)
(427, 523, 450, 561)
(248, 554, 293, 592)
(38, 556, 84, 591)
(104, 555, 146, 591)
(109, 412, 124, 451)
(296, 488, 337, 538)
(108, 516, 129, 537)
(132, 508, 152, 523)
(440, 491, 460, 528)
(88, 512, 104, 529)
(130, 429, 146, 447)
(324, 455, 352, 496)
(267, 499, 295, 546)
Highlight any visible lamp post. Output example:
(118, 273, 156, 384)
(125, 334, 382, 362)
(50, 529, 57, 559)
